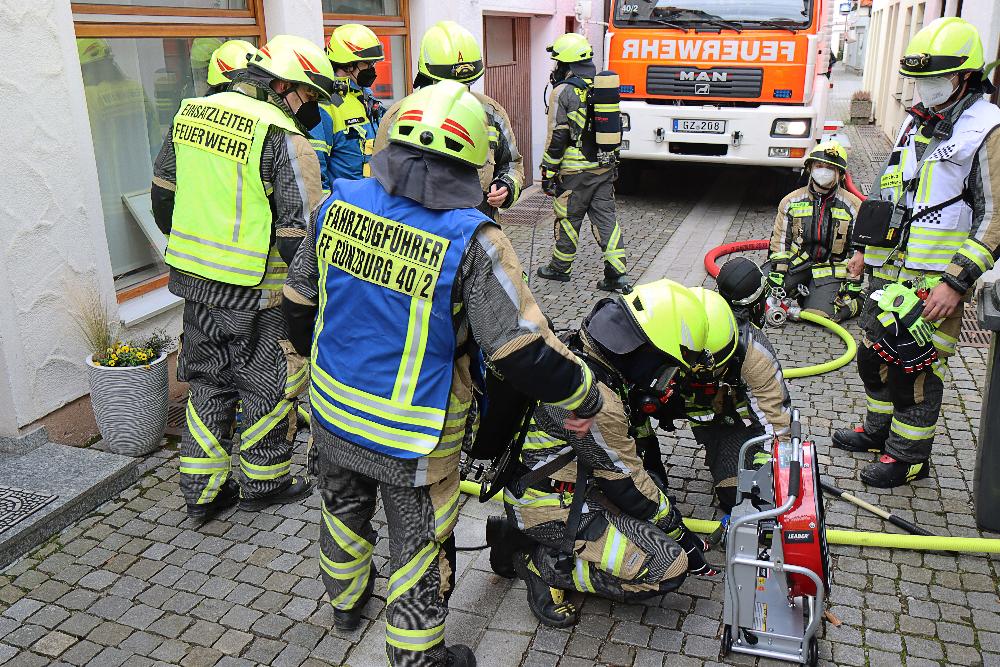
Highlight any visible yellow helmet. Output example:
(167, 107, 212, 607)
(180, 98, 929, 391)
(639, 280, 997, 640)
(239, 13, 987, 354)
(190, 37, 224, 71)
(619, 280, 709, 369)
(806, 140, 848, 171)
(417, 21, 484, 84)
(689, 287, 739, 369)
(251, 35, 336, 100)
(546, 33, 594, 64)
(207, 39, 256, 86)
(899, 17, 984, 77)
(326, 24, 384, 65)
(389, 80, 489, 167)
(77, 38, 111, 65)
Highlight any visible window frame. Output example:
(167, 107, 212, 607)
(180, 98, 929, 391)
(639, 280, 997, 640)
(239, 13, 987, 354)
(72, 1, 267, 301)
(323, 0, 412, 100)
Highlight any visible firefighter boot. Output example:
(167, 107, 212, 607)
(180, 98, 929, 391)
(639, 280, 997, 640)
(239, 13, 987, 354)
(596, 273, 632, 292)
(239, 476, 313, 511)
(860, 454, 931, 488)
(445, 645, 477, 666)
(186, 479, 239, 525)
(833, 426, 885, 453)
(677, 528, 720, 577)
(536, 264, 571, 282)
(333, 565, 376, 632)
(486, 516, 525, 579)
(513, 552, 579, 628)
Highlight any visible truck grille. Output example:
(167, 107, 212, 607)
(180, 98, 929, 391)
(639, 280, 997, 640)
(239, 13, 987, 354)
(646, 66, 763, 98)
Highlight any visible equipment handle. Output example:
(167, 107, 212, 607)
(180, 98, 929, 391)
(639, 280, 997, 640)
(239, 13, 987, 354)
(791, 419, 801, 443)
(788, 460, 801, 497)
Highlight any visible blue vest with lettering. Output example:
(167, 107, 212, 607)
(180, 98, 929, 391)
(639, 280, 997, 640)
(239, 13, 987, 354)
(310, 177, 489, 459)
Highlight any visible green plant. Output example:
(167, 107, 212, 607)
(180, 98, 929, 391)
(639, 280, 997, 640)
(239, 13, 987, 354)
(70, 289, 121, 361)
(96, 330, 170, 368)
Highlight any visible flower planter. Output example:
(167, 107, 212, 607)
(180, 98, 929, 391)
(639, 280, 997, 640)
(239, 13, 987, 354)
(86, 352, 168, 457)
(850, 100, 872, 123)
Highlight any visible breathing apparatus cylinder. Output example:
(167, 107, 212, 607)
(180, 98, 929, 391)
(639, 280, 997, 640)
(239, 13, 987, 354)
(591, 70, 621, 166)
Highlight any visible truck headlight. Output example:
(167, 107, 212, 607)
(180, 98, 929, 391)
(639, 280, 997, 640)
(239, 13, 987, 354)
(771, 119, 811, 137)
(621, 113, 630, 131)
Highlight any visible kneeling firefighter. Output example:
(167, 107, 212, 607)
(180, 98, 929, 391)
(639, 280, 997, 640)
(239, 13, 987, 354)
(282, 80, 603, 666)
(373, 20, 524, 220)
(636, 283, 792, 514)
(536, 33, 629, 291)
(489, 280, 716, 629)
(767, 141, 864, 322)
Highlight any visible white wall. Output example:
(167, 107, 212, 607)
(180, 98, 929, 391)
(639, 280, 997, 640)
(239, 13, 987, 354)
(960, 0, 1000, 76)
(263, 0, 324, 43)
(0, 0, 118, 435)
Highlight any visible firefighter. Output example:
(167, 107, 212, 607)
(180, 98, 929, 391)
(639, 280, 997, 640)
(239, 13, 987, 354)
(716, 257, 769, 329)
(536, 33, 629, 291)
(373, 20, 524, 220)
(282, 80, 603, 666)
(833, 17, 1000, 488)
(151, 35, 332, 522)
(767, 141, 864, 322)
(310, 24, 385, 191)
(206, 40, 257, 94)
(492, 280, 715, 628)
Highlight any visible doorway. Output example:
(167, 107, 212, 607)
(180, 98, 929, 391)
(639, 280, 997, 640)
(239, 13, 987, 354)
(483, 16, 533, 185)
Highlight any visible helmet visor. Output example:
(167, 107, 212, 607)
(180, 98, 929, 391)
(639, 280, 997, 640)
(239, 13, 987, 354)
(899, 53, 968, 75)
(424, 60, 484, 82)
(351, 43, 385, 61)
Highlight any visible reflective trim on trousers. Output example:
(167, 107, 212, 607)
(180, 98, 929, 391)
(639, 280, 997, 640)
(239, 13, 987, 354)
(866, 396, 894, 415)
(240, 458, 291, 481)
(599, 522, 626, 577)
(385, 621, 445, 653)
(434, 487, 460, 541)
(573, 558, 597, 593)
(890, 416, 935, 442)
(240, 399, 293, 451)
(387, 541, 439, 605)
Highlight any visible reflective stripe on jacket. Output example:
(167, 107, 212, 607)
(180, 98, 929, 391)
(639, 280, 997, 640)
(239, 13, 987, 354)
(167, 91, 299, 287)
(310, 82, 383, 191)
(869, 98, 1000, 278)
(310, 177, 489, 459)
(770, 184, 861, 275)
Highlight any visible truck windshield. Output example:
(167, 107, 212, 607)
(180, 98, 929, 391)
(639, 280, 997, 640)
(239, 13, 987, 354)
(614, 0, 812, 28)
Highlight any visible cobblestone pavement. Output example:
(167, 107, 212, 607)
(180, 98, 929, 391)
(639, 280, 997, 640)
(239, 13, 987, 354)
(3, 74, 1000, 667)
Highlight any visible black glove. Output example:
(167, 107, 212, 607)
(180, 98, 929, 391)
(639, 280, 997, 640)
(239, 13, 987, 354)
(541, 169, 559, 197)
(281, 298, 318, 357)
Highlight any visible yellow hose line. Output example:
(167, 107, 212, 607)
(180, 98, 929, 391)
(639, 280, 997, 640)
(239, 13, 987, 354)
(784, 311, 858, 378)
(460, 482, 1000, 553)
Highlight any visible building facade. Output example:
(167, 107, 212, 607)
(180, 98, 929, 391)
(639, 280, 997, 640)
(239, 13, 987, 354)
(0, 0, 603, 445)
(861, 0, 999, 138)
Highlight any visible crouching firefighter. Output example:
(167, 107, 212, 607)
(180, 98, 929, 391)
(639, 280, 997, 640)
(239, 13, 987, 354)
(636, 282, 792, 514)
(282, 80, 603, 666)
(536, 33, 629, 291)
(152, 35, 333, 522)
(487, 280, 716, 629)
(834, 17, 1000, 487)
(767, 141, 864, 322)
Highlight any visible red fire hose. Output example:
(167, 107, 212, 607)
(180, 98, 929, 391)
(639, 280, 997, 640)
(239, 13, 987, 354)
(704, 239, 769, 277)
(844, 172, 867, 201)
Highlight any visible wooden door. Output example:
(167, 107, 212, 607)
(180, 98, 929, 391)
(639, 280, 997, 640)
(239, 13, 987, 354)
(483, 16, 533, 185)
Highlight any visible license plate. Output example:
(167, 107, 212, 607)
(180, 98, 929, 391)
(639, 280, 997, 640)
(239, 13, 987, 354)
(673, 119, 726, 134)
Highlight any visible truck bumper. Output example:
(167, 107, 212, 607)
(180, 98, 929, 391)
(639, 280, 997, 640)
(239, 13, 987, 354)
(620, 100, 822, 167)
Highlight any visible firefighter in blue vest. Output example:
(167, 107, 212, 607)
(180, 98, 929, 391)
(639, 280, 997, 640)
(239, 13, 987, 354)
(833, 18, 1000, 487)
(283, 80, 603, 666)
(152, 35, 332, 523)
(310, 24, 385, 191)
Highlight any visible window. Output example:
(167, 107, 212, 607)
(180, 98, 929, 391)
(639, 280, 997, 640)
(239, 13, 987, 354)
(73, 2, 265, 299)
(324, 0, 411, 105)
(484, 17, 515, 66)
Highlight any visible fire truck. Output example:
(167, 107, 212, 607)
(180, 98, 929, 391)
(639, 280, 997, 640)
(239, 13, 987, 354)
(606, 0, 832, 167)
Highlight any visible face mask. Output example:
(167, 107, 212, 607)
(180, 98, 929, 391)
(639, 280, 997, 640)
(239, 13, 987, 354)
(294, 99, 320, 129)
(915, 76, 956, 108)
(811, 165, 838, 188)
(356, 66, 377, 89)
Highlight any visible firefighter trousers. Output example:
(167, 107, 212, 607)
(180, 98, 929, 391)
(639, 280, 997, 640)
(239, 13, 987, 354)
(508, 492, 687, 603)
(857, 277, 963, 463)
(692, 422, 766, 514)
(177, 302, 305, 506)
(550, 169, 627, 278)
(315, 442, 461, 667)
